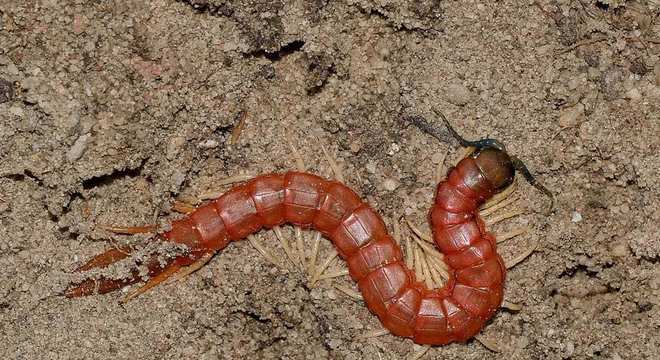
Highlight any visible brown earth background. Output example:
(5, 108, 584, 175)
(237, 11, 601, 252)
(1, 0, 659, 359)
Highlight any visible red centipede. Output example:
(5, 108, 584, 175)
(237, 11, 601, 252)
(65, 112, 552, 346)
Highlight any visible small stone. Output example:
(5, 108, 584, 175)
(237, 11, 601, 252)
(571, 211, 582, 223)
(564, 341, 575, 357)
(310, 287, 322, 300)
(8, 105, 23, 117)
(66, 133, 91, 162)
(326, 289, 337, 300)
(625, 87, 642, 101)
(559, 103, 584, 128)
(6, 63, 19, 76)
(610, 243, 629, 257)
(166, 136, 186, 160)
(382, 178, 399, 191)
(0, 78, 14, 103)
(387, 143, 400, 156)
(349, 141, 361, 153)
(654, 62, 660, 86)
(629, 57, 648, 76)
(365, 161, 377, 174)
(22, 76, 41, 90)
(445, 81, 472, 106)
(600, 67, 624, 100)
(72, 14, 86, 34)
(0, 200, 10, 213)
(431, 152, 446, 165)
(172, 170, 186, 188)
(198, 139, 219, 149)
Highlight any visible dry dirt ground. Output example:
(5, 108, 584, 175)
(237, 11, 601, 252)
(1, 0, 659, 359)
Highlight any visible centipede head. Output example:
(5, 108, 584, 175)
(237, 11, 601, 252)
(406, 109, 555, 212)
(471, 146, 515, 192)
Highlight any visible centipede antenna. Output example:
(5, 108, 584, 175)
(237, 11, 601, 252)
(405, 114, 457, 146)
(431, 108, 473, 148)
(409, 109, 555, 212)
(407, 109, 507, 151)
(511, 156, 555, 213)
(433, 108, 510, 152)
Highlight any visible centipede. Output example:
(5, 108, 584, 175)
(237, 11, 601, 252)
(64, 111, 553, 347)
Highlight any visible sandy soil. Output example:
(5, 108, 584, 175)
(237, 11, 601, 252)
(1, 0, 659, 359)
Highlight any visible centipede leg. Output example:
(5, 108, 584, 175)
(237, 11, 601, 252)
(475, 334, 502, 353)
(357, 325, 433, 360)
(167, 250, 217, 283)
(357, 328, 389, 339)
(334, 283, 362, 300)
(495, 227, 529, 243)
(320, 141, 344, 182)
(484, 208, 524, 226)
(285, 131, 306, 171)
(409, 345, 431, 360)
(171, 200, 196, 214)
(198, 173, 256, 200)
(480, 178, 517, 211)
(120, 261, 183, 303)
(504, 242, 537, 269)
(404, 219, 449, 289)
(248, 235, 288, 270)
(64, 274, 142, 298)
(97, 224, 158, 235)
(74, 245, 135, 272)
(76, 223, 158, 271)
(501, 300, 522, 311)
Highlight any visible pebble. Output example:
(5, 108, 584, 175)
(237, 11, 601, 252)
(559, 103, 584, 128)
(564, 341, 575, 357)
(625, 87, 642, 101)
(0, 200, 10, 213)
(349, 141, 361, 153)
(22, 76, 42, 91)
(610, 243, 629, 257)
(310, 287, 322, 300)
(0, 78, 14, 103)
(655, 62, 660, 86)
(365, 161, 377, 174)
(387, 143, 400, 156)
(325, 289, 337, 300)
(445, 81, 472, 106)
(431, 152, 446, 165)
(382, 178, 399, 191)
(198, 139, 219, 149)
(166, 136, 186, 160)
(8, 104, 24, 117)
(172, 170, 186, 188)
(571, 211, 582, 223)
(66, 133, 91, 162)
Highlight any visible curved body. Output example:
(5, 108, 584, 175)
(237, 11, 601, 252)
(68, 157, 505, 345)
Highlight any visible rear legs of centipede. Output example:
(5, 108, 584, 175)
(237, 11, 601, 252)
(65, 197, 217, 301)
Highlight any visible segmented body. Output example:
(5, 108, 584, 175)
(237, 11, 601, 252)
(69, 156, 506, 345)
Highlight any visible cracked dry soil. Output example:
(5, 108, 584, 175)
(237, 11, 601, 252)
(1, 1, 659, 359)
